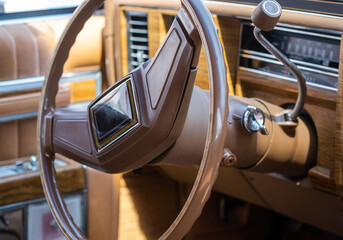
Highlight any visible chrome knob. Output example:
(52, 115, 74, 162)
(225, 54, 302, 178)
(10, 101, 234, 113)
(251, 0, 281, 31)
(15, 161, 25, 173)
(242, 105, 269, 135)
(29, 155, 39, 171)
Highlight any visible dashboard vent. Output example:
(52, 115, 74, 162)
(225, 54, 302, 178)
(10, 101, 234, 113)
(126, 11, 149, 71)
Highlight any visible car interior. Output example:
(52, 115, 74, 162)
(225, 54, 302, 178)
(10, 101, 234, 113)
(0, 0, 342, 239)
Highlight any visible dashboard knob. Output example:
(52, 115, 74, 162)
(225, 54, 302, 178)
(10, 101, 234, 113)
(15, 161, 25, 173)
(29, 155, 39, 171)
(251, 0, 281, 31)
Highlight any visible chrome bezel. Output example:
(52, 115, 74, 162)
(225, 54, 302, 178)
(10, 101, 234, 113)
(89, 78, 138, 151)
(262, 1, 281, 17)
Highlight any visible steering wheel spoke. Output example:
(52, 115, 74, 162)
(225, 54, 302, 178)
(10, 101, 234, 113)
(52, 108, 94, 164)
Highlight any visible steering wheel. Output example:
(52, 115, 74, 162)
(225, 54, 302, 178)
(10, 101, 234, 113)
(38, 0, 228, 239)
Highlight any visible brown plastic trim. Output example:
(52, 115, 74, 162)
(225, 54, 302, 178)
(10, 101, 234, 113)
(51, 15, 197, 173)
(38, 0, 228, 240)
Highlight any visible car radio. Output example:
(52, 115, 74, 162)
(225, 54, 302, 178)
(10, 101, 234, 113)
(239, 22, 341, 90)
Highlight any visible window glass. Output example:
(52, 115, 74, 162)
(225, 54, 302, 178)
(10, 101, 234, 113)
(0, 0, 83, 14)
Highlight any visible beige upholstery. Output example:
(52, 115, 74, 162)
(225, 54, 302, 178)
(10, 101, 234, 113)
(45, 17, 104, 72)
(0, 26, 16, 81)
(0, 16, 104, 82)
(0, 23, 56, 81)
(0, 16, 105, 161)
(27, 23, 57, 76)
(4, 25, 40, 79)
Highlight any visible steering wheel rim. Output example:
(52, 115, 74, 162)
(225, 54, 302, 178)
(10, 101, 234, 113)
(38, 0, 228, 239)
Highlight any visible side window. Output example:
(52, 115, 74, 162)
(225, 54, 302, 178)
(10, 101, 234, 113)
(1, 0, 82, 14)
(0, 2, 4, 13)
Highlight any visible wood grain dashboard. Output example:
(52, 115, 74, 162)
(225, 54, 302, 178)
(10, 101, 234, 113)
(0, 155, 85, 206)
(107, 0, 343, 195)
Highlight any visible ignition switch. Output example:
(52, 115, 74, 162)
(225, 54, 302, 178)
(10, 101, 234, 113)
(242, 105, 269, 135)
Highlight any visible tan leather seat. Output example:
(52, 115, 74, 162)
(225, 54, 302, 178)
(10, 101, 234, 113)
(0, 16, 105, 161)
(0, 26, 17, 81)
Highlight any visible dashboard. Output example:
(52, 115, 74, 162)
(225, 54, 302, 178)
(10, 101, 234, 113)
(105, 0, 343, 237)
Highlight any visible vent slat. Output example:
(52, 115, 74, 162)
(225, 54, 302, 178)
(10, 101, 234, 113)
(130, 37, 148, 42)
(128, 20, 148, 26)
(126, 11, 149, 71)
(131, 45, 149, 51)
(129, 29, 148, 34)
(131, 53, 149, 59)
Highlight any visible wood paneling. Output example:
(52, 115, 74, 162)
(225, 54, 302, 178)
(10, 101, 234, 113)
(104, 0, 116, 86)
(148, 11, 167, 58)
(120, 7, 240, 93)
(118, 167, 180, 240)
(0, 155, 85, 206)
(69, 79, 96, 103)
(236, 70, 337, 103)
(334, 35, 343, 195)
(120, 9, 128, 76)
(147, 11, 161, 58)
(215, 16, 240, 94)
